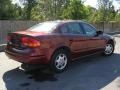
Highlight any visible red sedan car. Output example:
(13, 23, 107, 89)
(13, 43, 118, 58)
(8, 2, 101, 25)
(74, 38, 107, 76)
(5, 20, 115, 72)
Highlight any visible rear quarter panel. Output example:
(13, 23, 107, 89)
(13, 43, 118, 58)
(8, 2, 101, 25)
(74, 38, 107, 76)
(36, 34, 70, 61)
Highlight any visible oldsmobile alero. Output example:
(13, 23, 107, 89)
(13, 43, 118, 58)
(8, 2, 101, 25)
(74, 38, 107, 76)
(5, 20, 116, 72)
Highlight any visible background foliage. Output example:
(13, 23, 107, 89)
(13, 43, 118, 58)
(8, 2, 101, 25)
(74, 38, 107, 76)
(0, 0, 120, 22)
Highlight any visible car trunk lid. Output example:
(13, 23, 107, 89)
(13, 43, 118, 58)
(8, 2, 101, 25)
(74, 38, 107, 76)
(13, 31, 47, 36)
(7, 31, 45, 49)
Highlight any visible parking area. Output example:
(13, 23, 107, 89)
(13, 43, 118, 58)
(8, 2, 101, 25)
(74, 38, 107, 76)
(0, 37, 120, 90)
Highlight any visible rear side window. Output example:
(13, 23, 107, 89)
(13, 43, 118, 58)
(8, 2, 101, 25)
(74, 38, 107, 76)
(28, 22, 59, 33)
(67, 23, 83, 34)
(60, 25, 69, 34)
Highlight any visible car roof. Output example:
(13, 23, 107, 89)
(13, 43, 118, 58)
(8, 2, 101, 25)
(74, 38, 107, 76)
(50, 20, 96, 29)
(44, 20, 85, 24)
(42, 20, 92, 28)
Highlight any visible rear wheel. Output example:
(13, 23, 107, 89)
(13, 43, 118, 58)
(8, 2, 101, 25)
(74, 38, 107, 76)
(50, 50, 69, 73)
(103, 43, 114, 56)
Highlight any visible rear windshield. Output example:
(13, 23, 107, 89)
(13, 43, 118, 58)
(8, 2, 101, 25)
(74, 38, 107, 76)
(28, 22, 59, 33)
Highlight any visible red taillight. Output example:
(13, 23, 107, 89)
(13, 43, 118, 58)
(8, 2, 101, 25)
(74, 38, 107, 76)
(21, 37, 40, 47)
(6, 35, 11, 41)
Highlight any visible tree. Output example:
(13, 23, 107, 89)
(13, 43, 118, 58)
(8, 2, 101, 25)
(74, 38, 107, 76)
(61, 0, 89, 20)
(30, 0, 53, 21)
(23, 0, 37, 19)
(0, 0, 23, 20)
(12, 4, 23, 20)
(30, 0, 70, 20)
(85, 6, 98, 22)
(97, 0, 117, 22)
(0, 0, 15, 19)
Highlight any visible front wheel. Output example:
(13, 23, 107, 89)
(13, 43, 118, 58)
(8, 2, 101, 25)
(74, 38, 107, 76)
(50, 50, 69, 73)
(103, 43, 114, 56)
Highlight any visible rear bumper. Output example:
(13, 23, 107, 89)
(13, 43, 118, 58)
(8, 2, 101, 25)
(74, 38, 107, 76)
(5, 50, 49, 64)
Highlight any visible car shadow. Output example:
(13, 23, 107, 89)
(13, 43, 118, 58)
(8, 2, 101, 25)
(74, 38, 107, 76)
(3, 53, 120, 90)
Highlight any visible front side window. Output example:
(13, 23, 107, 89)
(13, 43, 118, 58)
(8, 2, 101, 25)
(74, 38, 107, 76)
(81, 23, 96, 36)
(67, 23, 83, 34)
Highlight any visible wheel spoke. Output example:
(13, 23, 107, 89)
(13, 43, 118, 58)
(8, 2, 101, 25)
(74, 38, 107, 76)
(55, 53, 67, 70)
(104, 44, 113, 55)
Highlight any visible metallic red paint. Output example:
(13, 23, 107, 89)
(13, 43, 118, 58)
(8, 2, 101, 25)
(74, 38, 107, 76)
(5, 20, 115, 66)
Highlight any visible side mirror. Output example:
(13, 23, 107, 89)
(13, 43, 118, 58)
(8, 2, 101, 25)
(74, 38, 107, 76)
(96, 31, 103, 36)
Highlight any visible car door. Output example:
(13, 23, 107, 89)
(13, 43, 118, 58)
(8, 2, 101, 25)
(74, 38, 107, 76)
(80, 22, 106, 53)
(60, 22, 91, 58)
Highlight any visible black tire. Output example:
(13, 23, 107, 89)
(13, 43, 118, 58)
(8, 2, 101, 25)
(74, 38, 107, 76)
(103, 43, 114, 56)
(50, 49, 70, 73)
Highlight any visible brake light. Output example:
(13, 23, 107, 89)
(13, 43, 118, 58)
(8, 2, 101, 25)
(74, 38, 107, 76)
(21, 37, 40, 47)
